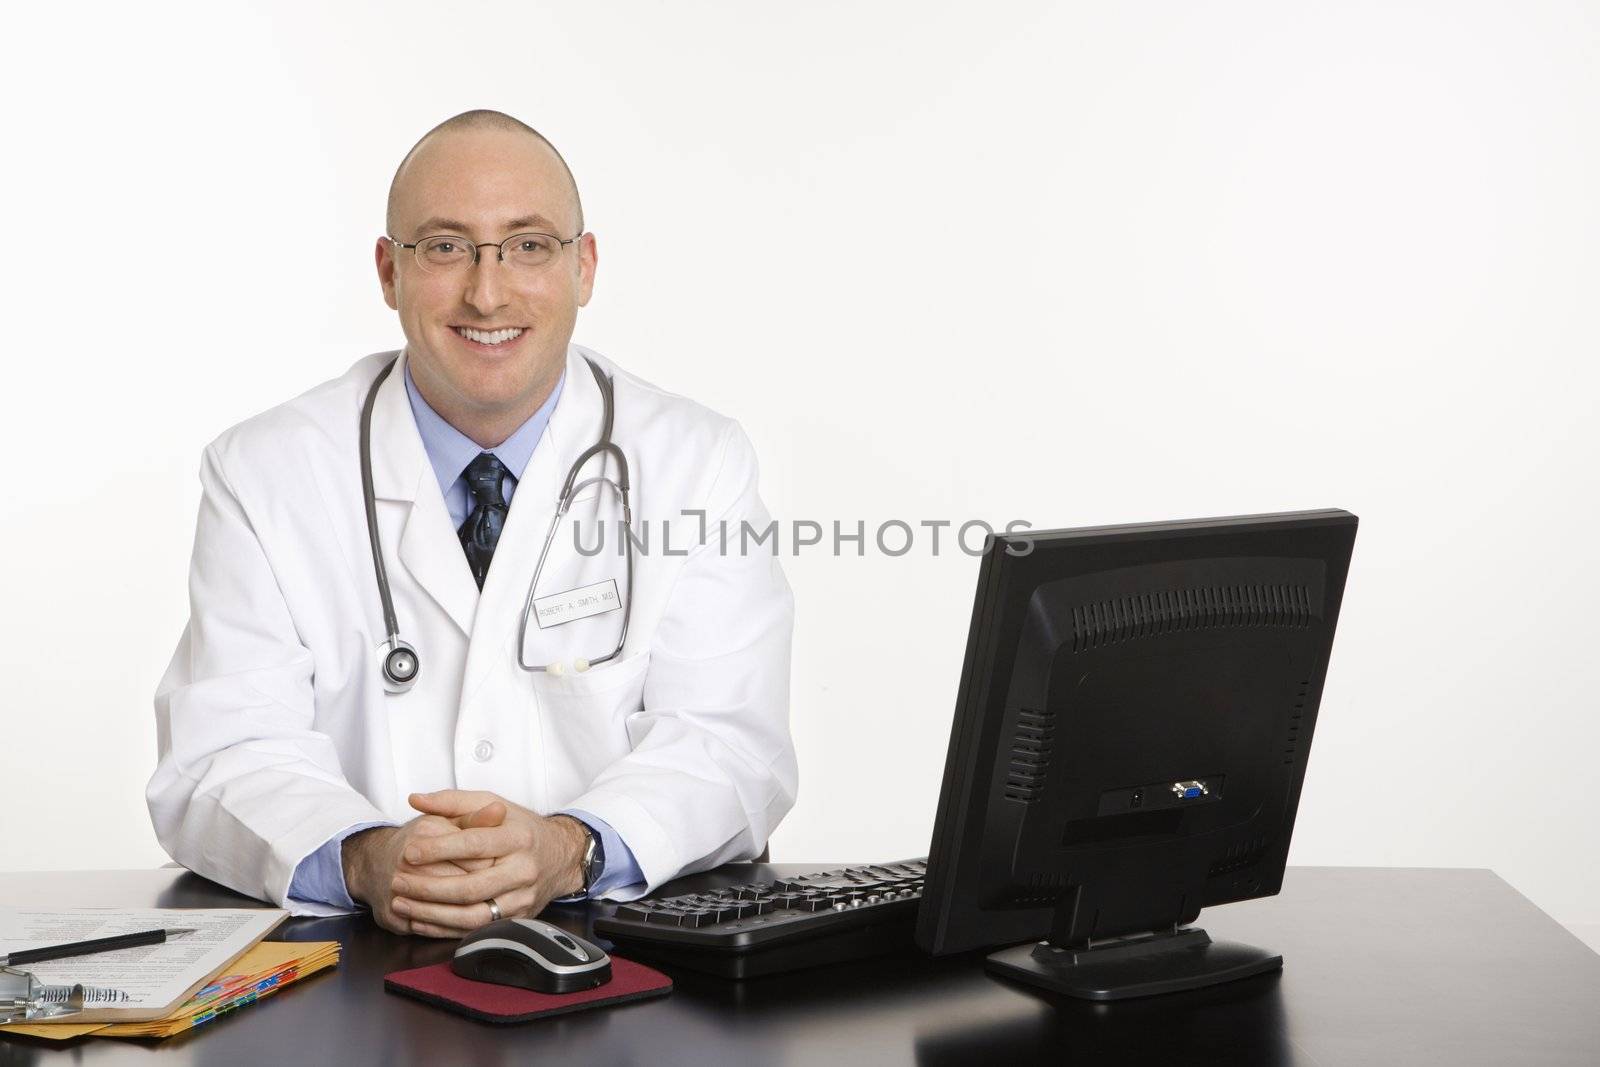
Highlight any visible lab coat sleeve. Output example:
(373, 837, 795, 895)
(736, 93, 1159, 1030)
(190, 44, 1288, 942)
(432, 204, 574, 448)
(562, 421, 797, 899)
(147, 442, 394, 917)
(551, 809, 645, 901)
(287, 821, 395, 909)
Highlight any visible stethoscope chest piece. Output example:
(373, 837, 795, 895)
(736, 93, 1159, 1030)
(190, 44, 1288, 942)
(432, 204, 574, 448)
(381, 639, 420, 693)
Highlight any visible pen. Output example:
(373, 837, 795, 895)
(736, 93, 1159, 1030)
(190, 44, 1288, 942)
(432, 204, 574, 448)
(0, 927, 198, 967)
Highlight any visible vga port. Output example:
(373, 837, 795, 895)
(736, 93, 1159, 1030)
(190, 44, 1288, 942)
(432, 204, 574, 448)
(1171, 780, 1209, 800)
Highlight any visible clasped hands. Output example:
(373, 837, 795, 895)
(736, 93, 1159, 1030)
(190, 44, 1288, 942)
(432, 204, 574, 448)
(340, 790, 589, 938)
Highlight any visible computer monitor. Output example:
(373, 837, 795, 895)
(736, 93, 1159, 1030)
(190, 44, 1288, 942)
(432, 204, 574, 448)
(914, 509, 1357, 1001)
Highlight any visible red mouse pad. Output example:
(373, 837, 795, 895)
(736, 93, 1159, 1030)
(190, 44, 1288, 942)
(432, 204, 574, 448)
(384, 956, 673, 1024)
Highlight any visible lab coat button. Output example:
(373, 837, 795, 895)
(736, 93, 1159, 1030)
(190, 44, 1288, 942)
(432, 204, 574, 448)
(472, 740, 494, 762)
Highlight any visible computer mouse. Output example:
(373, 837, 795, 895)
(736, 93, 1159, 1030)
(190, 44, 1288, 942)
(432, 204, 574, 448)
(450, 917, 613, 994)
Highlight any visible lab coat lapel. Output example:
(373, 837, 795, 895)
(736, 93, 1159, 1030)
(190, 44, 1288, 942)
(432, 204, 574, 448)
(465, 346, 609, 692)
(369, 349, 479, 638)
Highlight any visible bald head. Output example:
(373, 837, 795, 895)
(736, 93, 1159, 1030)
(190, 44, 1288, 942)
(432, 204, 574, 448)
(386, 109, 584, 238)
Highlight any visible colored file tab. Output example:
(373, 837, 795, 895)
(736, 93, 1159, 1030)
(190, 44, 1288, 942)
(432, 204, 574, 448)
(0, 941, 340, 1041)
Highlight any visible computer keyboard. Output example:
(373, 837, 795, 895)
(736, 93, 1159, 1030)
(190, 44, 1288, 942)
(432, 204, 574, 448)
(591, 858, 927, 978)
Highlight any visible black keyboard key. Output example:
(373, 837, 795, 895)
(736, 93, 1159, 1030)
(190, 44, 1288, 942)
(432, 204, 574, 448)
(810, 879, 858, 892)
(591, 857, 931, 979)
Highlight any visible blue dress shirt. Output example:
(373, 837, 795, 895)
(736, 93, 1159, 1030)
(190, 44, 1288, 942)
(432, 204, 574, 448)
(286, 360, 644, 909)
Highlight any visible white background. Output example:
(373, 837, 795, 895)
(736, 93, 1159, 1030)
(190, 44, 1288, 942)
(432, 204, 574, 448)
(3, 2, 1595, 948)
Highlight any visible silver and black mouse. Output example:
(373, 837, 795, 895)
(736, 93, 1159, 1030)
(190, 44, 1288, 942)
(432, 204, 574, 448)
(450, 917, 613, 994)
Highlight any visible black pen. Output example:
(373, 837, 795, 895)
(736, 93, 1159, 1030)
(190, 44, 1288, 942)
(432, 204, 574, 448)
(0, 928, 198, 968)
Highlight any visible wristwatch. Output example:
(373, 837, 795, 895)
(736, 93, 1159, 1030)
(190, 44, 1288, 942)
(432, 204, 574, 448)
(572, 818, 605, 896)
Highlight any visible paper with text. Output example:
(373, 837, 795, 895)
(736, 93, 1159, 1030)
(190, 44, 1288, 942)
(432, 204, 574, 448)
(0, 907, 286, 1021)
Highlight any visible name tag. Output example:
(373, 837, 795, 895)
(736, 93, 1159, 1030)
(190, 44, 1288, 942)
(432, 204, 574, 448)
(534, 579, 622, 629)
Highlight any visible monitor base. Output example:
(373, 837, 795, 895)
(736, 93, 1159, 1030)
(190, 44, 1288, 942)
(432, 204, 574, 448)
(986, 927, 1281, 1001)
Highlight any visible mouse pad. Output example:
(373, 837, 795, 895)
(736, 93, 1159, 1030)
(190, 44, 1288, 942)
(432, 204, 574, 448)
(384, 956, 673, 1024)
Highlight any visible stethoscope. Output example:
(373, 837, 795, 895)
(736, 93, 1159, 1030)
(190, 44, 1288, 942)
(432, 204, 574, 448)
(359, 353, 635, 693)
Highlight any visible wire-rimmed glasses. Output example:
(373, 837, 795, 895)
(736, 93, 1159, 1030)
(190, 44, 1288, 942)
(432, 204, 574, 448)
(389, 231, 584, 274)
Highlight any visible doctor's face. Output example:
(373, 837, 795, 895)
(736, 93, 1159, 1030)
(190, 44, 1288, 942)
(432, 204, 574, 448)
(378, 127, 596, 439)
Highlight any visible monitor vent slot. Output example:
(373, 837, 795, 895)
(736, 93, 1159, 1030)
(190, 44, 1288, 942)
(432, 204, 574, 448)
(1070, 584, 1313, 654)
(1208, 834, 1269, 878)
(1284, 678, 1310, 765)
(1003, 871, 1070, 907)
(1003, 707, 1054, 804)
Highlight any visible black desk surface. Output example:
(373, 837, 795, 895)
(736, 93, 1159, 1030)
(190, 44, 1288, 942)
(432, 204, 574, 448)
(1, 865, 1596, 1066)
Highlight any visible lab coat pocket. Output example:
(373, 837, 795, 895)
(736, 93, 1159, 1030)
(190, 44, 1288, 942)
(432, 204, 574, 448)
(530, 650, 650, 789)
(537, 649, 650, 700)
(528, 650, 651, 728)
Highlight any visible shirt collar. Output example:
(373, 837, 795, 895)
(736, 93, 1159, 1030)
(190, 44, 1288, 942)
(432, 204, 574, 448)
(404, 359, 566, 498)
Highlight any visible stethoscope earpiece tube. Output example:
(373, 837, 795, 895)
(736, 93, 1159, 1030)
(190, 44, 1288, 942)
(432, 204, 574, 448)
(364, 353, 632, 689)
(517, 358, 633, 675)
(361, 357, 419, 693)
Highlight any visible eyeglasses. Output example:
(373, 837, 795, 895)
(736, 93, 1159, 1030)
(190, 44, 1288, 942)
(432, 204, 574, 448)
(389, 231, 583, 275)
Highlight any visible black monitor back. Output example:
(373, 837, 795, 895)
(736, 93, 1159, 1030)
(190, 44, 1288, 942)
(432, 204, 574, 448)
(916, 509, 1357, 957)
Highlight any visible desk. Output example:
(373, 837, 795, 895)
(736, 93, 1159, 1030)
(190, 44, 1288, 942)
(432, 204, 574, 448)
(1, 865, 1596, 1066)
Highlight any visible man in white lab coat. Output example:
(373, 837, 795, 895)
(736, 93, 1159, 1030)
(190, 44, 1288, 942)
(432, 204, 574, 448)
(146, 110, 797, 936)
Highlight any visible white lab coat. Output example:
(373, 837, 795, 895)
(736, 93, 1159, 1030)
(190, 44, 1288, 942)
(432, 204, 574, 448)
(147, 344, 797, 917)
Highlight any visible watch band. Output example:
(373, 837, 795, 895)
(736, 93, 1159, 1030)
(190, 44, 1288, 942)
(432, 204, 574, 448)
(574, 819, 602, 895)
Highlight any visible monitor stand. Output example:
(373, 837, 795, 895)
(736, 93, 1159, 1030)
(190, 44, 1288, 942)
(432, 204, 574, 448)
(986, 927, 1281, 1001)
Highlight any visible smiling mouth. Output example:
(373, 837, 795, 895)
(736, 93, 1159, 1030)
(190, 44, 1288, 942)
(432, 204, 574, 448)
(453, 326, 527, 347)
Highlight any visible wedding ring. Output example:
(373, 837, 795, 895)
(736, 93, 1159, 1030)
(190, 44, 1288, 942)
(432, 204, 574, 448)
(486, 898, 503, 922)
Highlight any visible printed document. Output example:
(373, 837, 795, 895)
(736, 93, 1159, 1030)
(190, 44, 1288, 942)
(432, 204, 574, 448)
(0, 907, 286, 1021)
